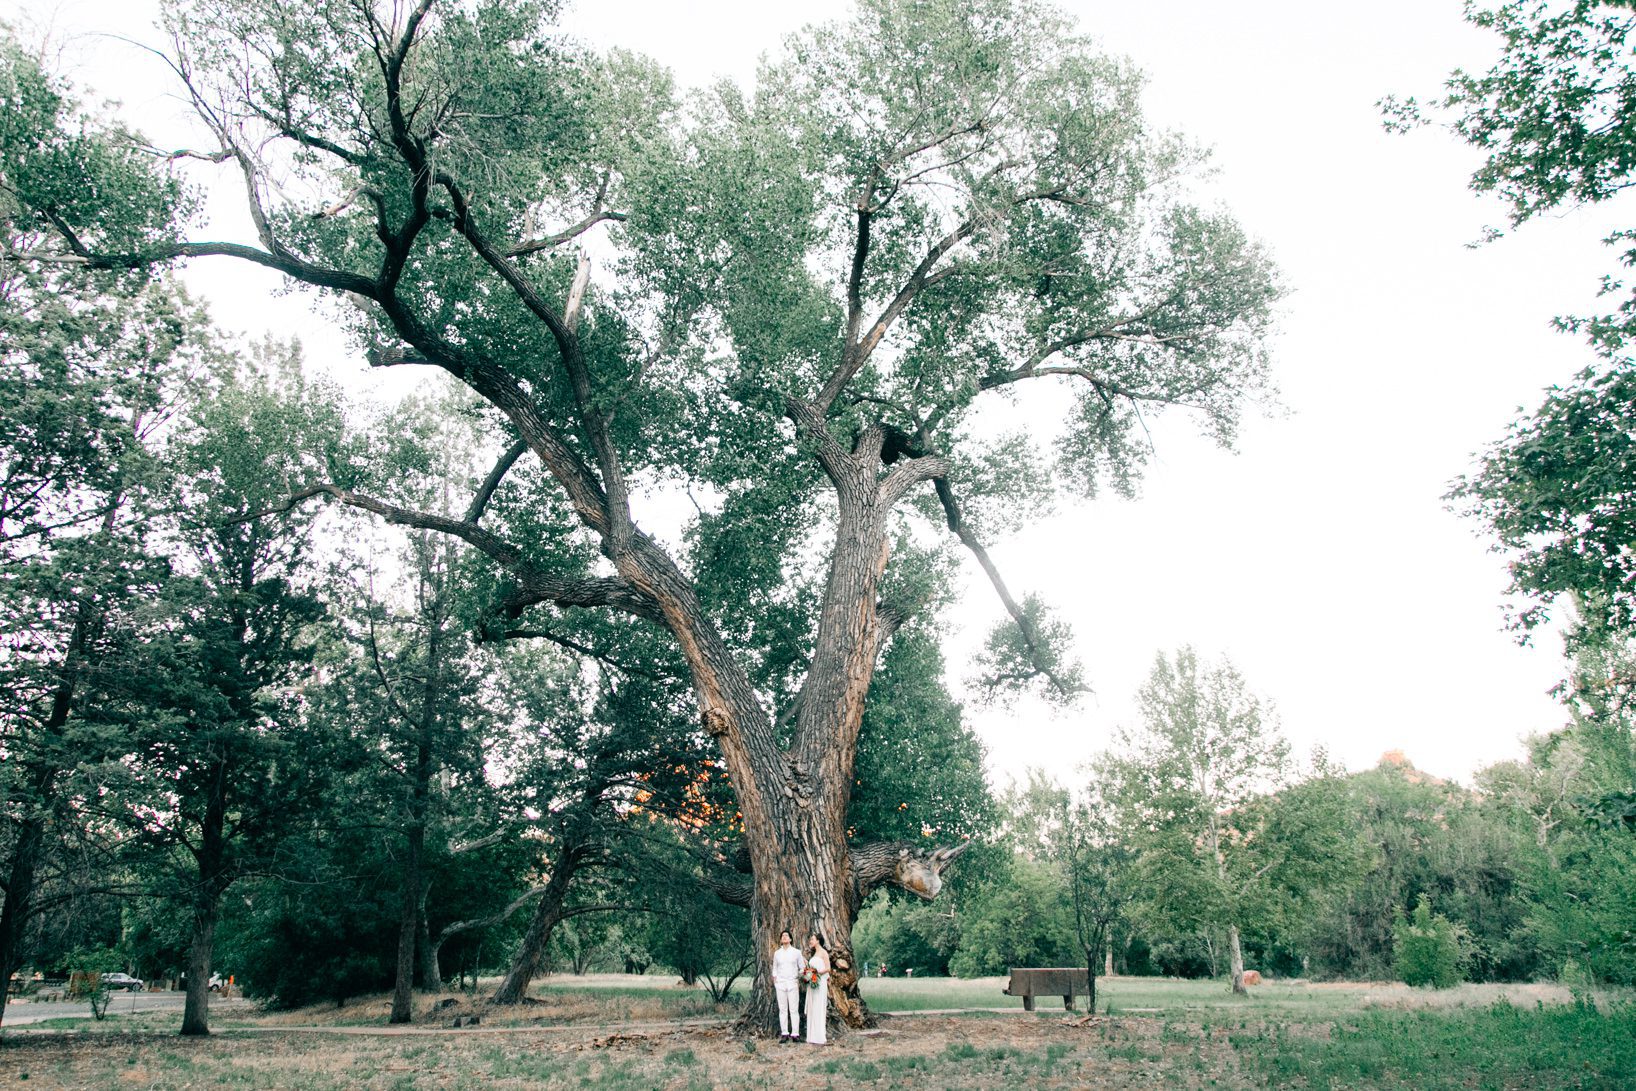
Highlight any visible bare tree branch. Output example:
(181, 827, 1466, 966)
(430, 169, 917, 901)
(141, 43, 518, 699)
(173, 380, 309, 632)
(506, 210, 628, 257)
(817, 219, 978, 412)
(479, 627, 664, 679)
(932, 476, 1082, 698)
(435, 885, 549, 945)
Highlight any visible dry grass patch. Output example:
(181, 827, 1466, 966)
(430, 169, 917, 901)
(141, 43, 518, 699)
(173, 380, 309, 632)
(0, 1015, 1248, 1089)
(245, 977, 727, 1030)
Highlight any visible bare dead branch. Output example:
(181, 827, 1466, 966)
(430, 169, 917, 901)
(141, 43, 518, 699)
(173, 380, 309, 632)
(506, 210, 628, 257)
(932, 476, 1082, 699)
(145, 145, 233, 163)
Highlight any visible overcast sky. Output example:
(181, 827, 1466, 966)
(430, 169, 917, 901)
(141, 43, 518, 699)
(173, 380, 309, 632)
(15, 0, 1610, 786)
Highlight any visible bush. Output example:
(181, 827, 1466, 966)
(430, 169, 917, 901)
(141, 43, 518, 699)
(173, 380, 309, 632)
(216, 873, 399, 1008)
(1394, 897, 1466, 988)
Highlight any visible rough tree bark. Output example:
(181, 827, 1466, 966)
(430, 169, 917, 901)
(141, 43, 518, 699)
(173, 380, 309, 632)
(490, 835, 590, 1005)
(1227, 924, 1247, 996)
(180, 756, 231, 1037)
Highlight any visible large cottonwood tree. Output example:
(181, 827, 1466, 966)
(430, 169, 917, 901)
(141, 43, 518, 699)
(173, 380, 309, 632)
(25, 0, 1278, 1029)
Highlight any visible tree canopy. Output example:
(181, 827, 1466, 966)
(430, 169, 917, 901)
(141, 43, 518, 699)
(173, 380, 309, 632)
(1396, 1, 1636, 641)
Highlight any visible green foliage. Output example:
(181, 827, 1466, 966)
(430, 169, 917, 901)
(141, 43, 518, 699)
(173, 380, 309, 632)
(852, 893, 961, 977)
(1302, 757, 1536, 983)
(0, 37, 188, 251)
(217, 864, 399, 1009)
(851, 625, 999, 848)
(970, 595, 1085, 703)
(0, 34, 221, 1000)
(1450, 368, 1636, 636)
(1388, 1, 1636, 227)
(946, 857, 1075, 977)
(1528, 828, 1636, 984)
(1474, 644, 1636, 986)
(1398, 4, 1636, 640)
(1103, 649, 1357, 968)
(1394, 897, 1467, 989)
(5, 0, 1287, 1014)
(637, 866, 752, 1001)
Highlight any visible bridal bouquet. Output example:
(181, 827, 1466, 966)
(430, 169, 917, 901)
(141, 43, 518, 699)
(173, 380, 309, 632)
(801, 967, 821, 990)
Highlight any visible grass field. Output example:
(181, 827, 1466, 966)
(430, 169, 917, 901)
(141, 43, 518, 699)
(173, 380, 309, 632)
(3, 975, 1632, 1088)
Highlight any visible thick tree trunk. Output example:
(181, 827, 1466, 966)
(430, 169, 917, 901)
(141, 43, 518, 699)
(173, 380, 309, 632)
(740, 824, 868, 1034)
(734, 466, 896, 1036)
(1227, 924, 1247, 996)
(490, 847, 579, 1005)
(181, 760, 231, 1037)
(180, 906, 217, 1036)
(389, 822, 424, 1023)
(0, 811, 46, 1031)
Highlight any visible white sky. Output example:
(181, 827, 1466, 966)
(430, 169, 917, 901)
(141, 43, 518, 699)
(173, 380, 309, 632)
(14, 0, 1607, 786)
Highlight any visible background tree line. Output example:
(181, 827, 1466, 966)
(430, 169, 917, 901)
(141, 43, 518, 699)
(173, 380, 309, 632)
(855, 639, 1636, 1000)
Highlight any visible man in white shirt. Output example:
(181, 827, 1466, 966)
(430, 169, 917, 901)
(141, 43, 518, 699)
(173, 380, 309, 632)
(770, 929, 806, 1040)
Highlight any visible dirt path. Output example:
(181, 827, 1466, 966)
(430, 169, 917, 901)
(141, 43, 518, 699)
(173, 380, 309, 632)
(0, 1007, 1029, 1038)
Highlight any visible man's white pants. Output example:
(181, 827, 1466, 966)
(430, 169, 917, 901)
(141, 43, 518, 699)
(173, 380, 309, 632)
(775, 983, 800, 1036)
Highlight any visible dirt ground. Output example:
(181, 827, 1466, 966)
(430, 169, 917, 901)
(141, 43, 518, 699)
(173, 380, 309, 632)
(3, 978, 1624, 1089)
(0, 1011, 1251, 1089)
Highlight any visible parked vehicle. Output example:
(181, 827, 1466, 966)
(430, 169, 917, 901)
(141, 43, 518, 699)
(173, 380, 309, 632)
(101, 972, 144, 992)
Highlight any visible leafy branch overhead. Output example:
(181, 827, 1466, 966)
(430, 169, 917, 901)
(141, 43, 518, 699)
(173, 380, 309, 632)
(1396, 1, 1636, 641)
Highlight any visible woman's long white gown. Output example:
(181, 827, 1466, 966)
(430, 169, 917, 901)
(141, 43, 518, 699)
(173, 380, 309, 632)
(805, 953, 830, 1045)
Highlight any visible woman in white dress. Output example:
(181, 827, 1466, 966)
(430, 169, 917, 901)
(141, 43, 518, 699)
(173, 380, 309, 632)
(804, 933, 830, 1045)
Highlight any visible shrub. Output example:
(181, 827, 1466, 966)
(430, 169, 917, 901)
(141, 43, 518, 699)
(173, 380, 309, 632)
(1394, 897, 1466, 988)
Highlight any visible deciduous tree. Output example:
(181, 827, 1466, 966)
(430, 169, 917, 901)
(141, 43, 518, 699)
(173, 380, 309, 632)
(1104, 649, 1354, 994)
(115, 353, 343, 1035)
(0, 36, 203, 1028)
(23, 0, 1279, 1030)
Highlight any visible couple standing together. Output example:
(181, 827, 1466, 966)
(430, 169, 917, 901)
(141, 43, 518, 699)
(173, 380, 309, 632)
(771, 930, 831, 1044)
